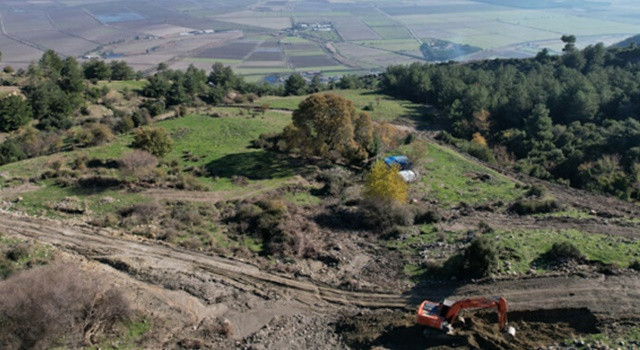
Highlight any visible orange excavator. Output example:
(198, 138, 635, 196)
(417, 296, 508, 334)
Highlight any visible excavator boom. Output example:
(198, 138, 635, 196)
(445, 297, 508, 330)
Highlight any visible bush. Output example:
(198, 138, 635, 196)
(5, 243, 31, 261)
(527, 183, 548, 197)
(119, 150, 158, 179)
(0, 139, 26, 165)
(511, 197, 561, 215)
(119, 202, 163, 225)
(413, 206, 441, 225)
(546, 242, 584, 263)
(132, 127, 174, 157)
(0, 264, 131, 349)
(462, 236, 499, 279)
(359, 199, 414, 232)
(465, 142, 496, 164)
(315, 168, 353, 197)
(89, 123, 115, 145)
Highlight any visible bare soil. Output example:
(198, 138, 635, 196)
(1, 207, 639, 348)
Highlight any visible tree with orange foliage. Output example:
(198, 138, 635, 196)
(472, 109, 491, 135)
(471, 132, 487, 146)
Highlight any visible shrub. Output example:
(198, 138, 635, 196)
(462, 236, 499, 279)
(465, 142, 496, 164)
(5, 243, 31, 261)
(527, 183, 548, 197)
(171, 203, 202, 226)
(359, 199, 414, 232)
(89, 123, 115, 145)
(546, 242, 584, 263)
(0, 139, 26, 165)
(0, 264, 131, 349)
(119, 202, 163, 225)
(174, 174, 205, 191)
(119, 150, 158, 179)
(132, 127, 174, 157)
(511, 197, 561, 215)
(413, 206, 441, 225)
(115, 115, 135, 133)
(363, 161, 408, 203)
(315, 168, 353, 197)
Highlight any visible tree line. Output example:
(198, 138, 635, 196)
(379, 37, 640, 200)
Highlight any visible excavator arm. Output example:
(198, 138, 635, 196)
(444, 297, 508, 330)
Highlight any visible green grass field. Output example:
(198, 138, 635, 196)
(97, 80, 149, 92)
(1, 109, 298, 216)
(396, 225, 640, 279)
(417, 142, 525, 206)
(494, 228, 640, 274)
(252, 89, 423, 122)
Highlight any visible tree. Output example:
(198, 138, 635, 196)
(208, 62, 240, 89)
(283, 93, 372, 163)
(39, 50, 63, 80)
(472, 109, 491, 135)
(0, 139, 25, 165)
(83, 59, 111, 81)
(59, 57, 84, 94)
(109, 61, 134, 80)
(525, 104, 553, 143)
(308, 75, 324, 93)
(284, 73, 307, 96)
(337, 74, 362, 89)
(363, 161, 408, 203)
(132, 127, 174, 157)
(0, 95, 33, 132)
(561, 34, 577, 53)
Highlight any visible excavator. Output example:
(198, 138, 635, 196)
(417, 296, 510, 335)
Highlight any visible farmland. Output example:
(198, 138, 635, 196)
(0, 0, 639, 82)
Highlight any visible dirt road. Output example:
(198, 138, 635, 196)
(1, 209, 639, 319)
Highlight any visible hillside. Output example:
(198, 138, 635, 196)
(0, 45, 639, 349)
(614, 34, 640, 48)
(1, 88, 640, 348)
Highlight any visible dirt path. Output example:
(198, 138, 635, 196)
(453, 212, 640, 239)
(2, 209, 640, 318)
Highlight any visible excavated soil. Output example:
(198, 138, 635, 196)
(337, 308, 602, 350)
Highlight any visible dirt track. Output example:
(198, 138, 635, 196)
(1, 209, 639, 319)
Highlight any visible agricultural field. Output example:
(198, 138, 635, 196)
(1, 0, 639, 80)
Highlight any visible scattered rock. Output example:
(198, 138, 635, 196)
(54, 196, 87, 214)
(99, 196, 115, 205)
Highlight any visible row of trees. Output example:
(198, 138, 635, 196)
(380, 39, 640, 199)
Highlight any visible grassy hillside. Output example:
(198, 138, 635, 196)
(250, 89, 425, 122)
(0, 108, 297, 216)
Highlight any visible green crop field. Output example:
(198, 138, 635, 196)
(355, 39, 421, 52)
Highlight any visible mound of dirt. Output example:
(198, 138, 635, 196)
(336, 308, 600, 350)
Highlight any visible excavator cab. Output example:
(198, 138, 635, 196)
(417, 300, 451, 331)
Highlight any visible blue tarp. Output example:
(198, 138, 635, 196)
(384, 155, 412, 170)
